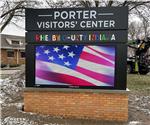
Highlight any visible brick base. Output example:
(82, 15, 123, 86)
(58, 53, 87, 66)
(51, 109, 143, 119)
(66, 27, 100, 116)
(24, 88, 128, 121)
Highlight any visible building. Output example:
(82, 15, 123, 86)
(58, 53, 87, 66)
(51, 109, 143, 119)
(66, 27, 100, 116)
(1, 34, 25, 65)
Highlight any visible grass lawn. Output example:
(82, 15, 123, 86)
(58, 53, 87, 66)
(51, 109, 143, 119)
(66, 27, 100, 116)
(127, 74, 150, 94)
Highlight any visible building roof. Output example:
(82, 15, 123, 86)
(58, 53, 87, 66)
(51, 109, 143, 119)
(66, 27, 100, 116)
(1, 34, 25, 50)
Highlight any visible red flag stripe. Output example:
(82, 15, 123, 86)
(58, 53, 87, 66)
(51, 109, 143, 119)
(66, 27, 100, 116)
(76, 66, 114, 85)
(87, 46, 115, 61)
(80, 51, 114, 67)
(36, 69, 96, 86)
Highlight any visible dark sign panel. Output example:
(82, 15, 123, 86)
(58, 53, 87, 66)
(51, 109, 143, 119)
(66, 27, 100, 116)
(25, 7, 128, 90)
(26, 31, 127, 43)
(25, 7, 128, 31)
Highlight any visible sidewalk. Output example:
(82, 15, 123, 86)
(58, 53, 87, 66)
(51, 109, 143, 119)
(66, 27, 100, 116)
(0, 65, 24, 79)
(0, 69, 20, 75)
(0, 69, 21, 79)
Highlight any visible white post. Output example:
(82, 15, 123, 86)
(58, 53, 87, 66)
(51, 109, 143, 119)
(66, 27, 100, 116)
(16, 49, 19, 65)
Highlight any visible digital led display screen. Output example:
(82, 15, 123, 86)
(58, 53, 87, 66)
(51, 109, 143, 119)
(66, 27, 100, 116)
(35, 45, 115, 87)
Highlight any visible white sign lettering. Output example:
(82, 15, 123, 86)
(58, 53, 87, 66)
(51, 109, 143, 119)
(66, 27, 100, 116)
(54, 10, 97, 20)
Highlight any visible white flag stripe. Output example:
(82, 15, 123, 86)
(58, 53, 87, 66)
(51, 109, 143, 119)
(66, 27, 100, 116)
(36, 61, 111, 86)
(36, 58, 114, 77)
(83, 47, 115, 64)
(77, 59, 114, 76)
(36, 77, 69, 85)
(88, 46, 115, 56)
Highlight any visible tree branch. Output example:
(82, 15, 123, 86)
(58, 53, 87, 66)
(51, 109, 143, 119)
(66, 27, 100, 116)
(129, 1, 150, 11)
(1, 11, 15, 32)
(95, 1, 99, 7)
(107, 0, 113, 6)
(80, 1, 91, 7)
(1, 1, 25, 18)
(122, 1, 127, 6)
(14, 15, 25, 17)
(1, 6, 25, 18)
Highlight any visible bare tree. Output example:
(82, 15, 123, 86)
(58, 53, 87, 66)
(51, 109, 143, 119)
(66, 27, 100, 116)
(128, 21, 143, 40)
(134, 7, 150, 38)
(45, 0, 150, 39)
(128, 22, 137, 40)
(0, 0, 42, 32)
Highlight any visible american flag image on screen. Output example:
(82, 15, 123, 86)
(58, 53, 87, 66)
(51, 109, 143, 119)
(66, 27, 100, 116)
(35, 45, 115, 87)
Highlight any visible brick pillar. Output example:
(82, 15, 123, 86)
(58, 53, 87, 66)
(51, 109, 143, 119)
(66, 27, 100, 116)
(24, 88, 129, 121)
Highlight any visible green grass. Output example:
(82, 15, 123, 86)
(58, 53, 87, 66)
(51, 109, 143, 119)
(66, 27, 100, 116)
(127, 74, 150, 94)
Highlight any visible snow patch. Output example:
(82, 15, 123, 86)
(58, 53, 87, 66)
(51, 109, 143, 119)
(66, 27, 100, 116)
(0, 79, 3, 84)
(129, 94, 150, 115)
(129, 121, 141, 125)
(2, 102, 23, 110)
(43, 123, 64, 125)
(2, 117, 37, 125)
(0, 70, 25, 103)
